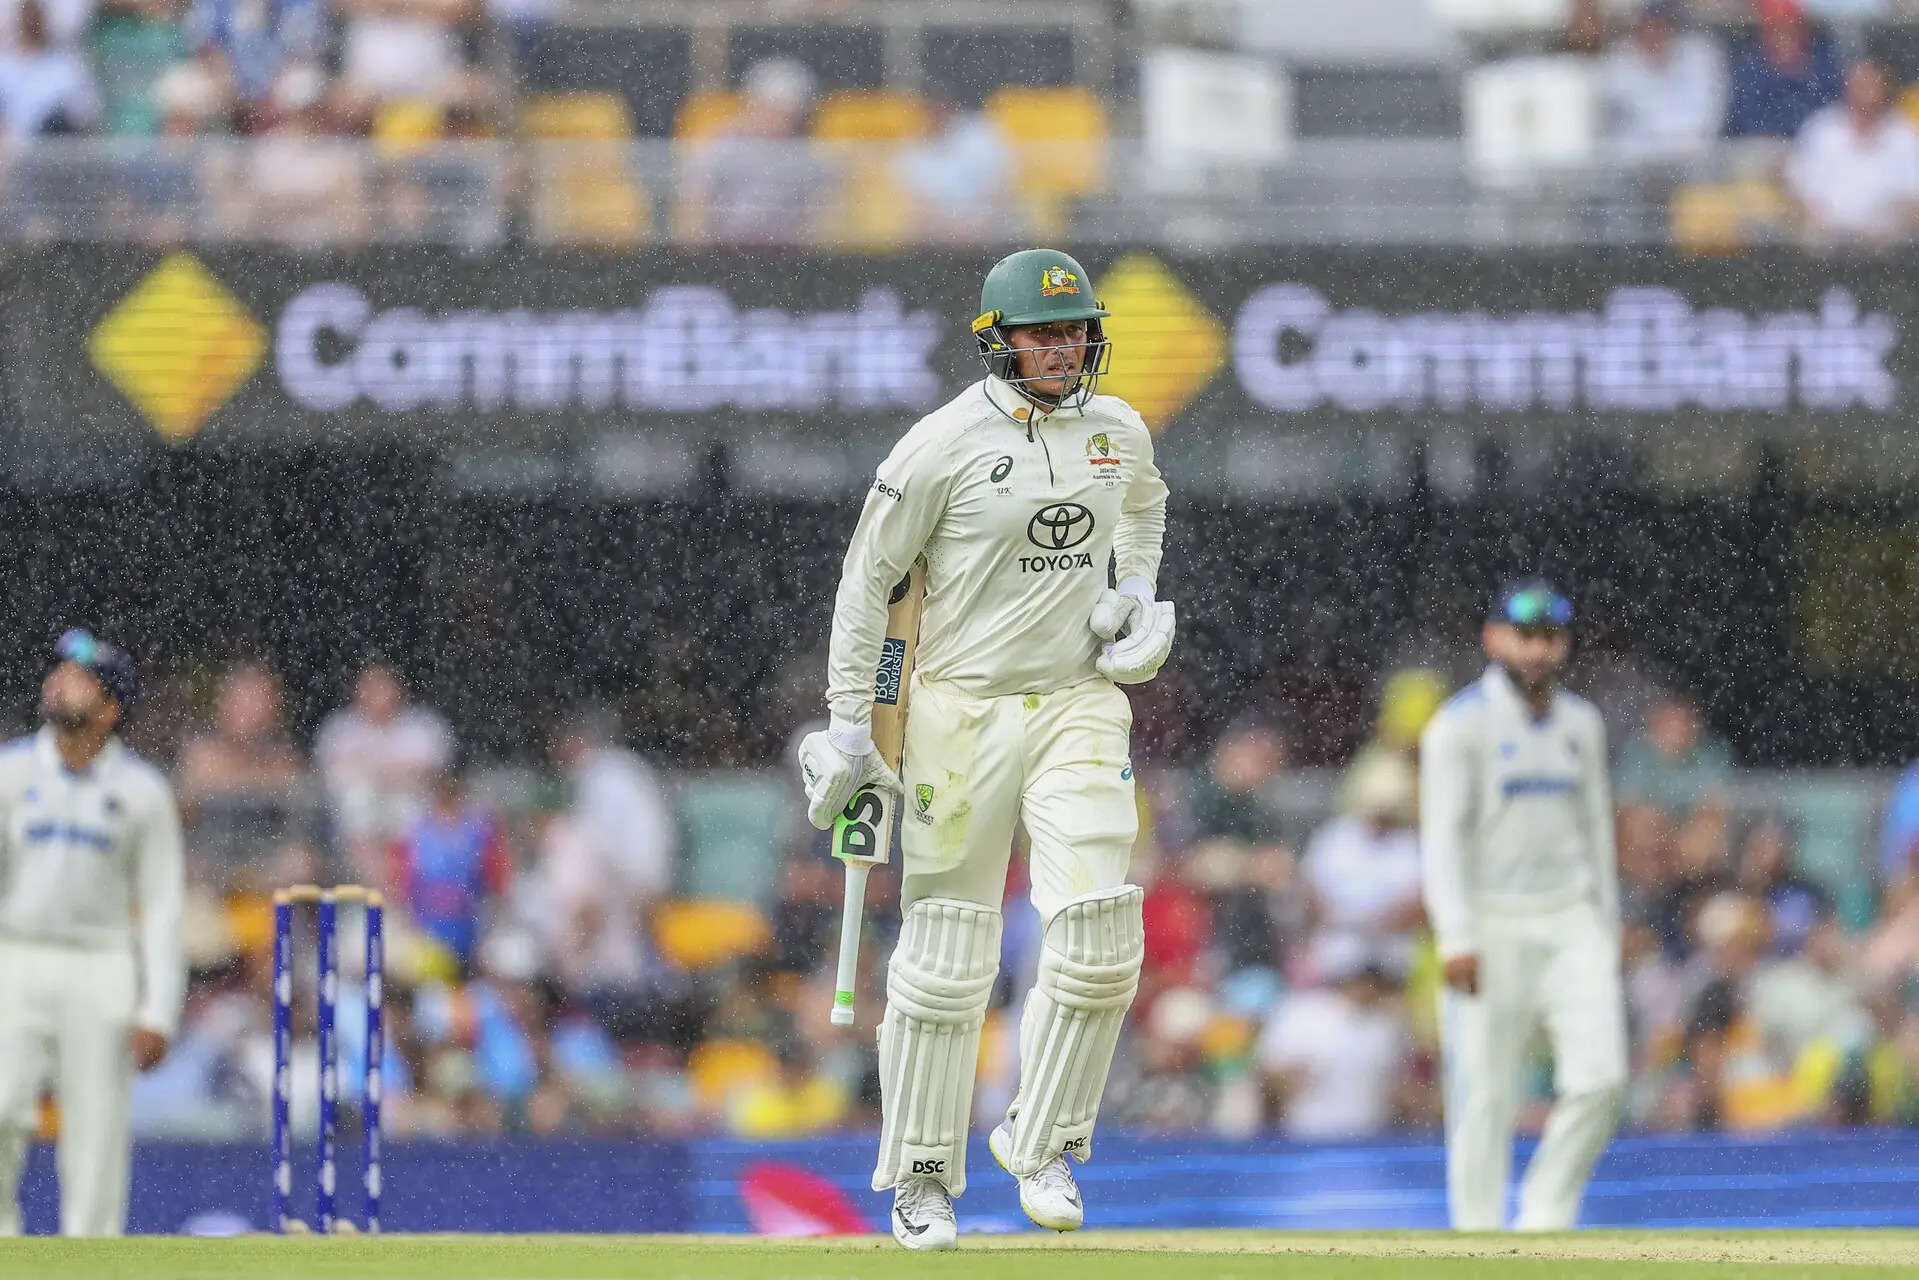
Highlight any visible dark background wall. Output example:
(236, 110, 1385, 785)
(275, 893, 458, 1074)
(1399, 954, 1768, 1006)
(3, 444, 1912, 768)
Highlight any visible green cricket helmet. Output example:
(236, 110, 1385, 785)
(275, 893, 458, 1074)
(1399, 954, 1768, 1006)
(971, 248, 1112, 409)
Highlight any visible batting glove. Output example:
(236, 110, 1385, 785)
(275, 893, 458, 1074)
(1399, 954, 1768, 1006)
(1097, 599, 1176, 685)
(797, 716, 903, 831)
(1089, 575, 1157, 642)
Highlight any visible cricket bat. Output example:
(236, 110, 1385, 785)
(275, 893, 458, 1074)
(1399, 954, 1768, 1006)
(829, 558, 926, 1026)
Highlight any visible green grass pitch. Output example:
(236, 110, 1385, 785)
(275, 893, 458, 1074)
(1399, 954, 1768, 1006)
(3, 1231, 1917, 1280)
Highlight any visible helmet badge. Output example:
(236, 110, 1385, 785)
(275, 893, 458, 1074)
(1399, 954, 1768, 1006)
(1039, 266, 1080, 297)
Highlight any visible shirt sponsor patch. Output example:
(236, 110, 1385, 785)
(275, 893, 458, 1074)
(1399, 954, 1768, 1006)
(1501, 775, 1579, 798)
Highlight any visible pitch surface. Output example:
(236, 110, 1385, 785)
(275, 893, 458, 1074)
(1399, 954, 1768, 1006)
(5, 1231, 1919, 1279)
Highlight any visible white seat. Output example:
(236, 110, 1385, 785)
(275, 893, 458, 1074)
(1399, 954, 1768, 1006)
(1463, 55, 1600, 186)
(1141, 46, 1292, 173)
(1430, 0, 1573, 32)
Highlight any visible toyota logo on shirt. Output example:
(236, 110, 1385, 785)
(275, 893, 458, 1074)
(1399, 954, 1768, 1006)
(1027, 502, 1095, 550)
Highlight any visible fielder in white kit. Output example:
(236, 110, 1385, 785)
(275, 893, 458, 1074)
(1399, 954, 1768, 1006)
(1420, 580, 1626, 1231)
(797, 249, 1173, 1250)
(0, 630, 183, 1236)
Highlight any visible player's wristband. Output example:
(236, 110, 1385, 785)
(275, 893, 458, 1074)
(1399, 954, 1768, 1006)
(827, 715, 874, 756)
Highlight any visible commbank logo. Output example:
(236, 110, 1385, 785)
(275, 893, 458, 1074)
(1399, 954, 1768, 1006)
(89, 253, 265, 442)
(1233, 284, 1896, 413)
(1027, 502, 1094, 551)
(275, 284, 940, 415)
(1096, 253, 1226, 428)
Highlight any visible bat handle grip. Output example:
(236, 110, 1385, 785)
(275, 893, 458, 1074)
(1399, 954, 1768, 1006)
(830, 861, 872, 1027)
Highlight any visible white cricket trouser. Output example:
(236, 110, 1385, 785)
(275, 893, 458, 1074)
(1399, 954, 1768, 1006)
(898, 675, 1138, 922)
(0, 937, 138, 1237)
(1438, 899, 1626, 1232)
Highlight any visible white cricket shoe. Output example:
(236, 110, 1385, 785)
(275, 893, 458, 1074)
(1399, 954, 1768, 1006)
(890, 1176, 957, 1251)
(988, 1123, 1084, 1232)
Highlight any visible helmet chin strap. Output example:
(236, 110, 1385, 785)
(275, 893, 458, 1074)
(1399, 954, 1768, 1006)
(1011, 374, 1073, 410)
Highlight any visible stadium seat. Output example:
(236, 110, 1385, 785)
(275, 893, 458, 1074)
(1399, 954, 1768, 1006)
(811, 89, 932, 142)
(524, 142, 651, 247)
(676, 773, 789, 904)
(818, 150, 915, 249)
(688, 1037, 780, 1108)
(984, 85, 1109, 237)
(372, 100, 446, 156)
(1430, 0, 1579, 32)
(1669, 179, 1790, 255)
(651, 898, 772, 970)
(520, 91, 636, 141)
(674, 89, 745, 140)
(522, 95, 648, 245)
(1785, 776, 1880, 931)
(1462, 56, 1599, 186)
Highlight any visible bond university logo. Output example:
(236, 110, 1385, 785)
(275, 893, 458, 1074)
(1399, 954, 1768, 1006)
(1022, 502, 1095, 574)
(89, 253, 265, 442)
(1094, 253, 1226, 429)
(872, 637, 907, 705)
(1040, 265, 1080, 297)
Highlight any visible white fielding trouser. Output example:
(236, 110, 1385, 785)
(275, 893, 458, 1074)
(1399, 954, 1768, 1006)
(0, 937, 139, 1236)
(898, 676, 1138, 920)
(1438, 899, 1626, 1232)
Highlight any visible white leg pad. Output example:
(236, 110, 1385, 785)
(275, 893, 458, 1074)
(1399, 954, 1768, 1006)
(872, 897, 1003, 1196)
(1005, 885, 1144, 1176)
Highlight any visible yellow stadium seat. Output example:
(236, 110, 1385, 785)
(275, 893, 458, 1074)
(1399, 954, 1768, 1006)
(675, 89, 745, 140)
(984, 85, 1109, 236)
(1670, 178, 1790, 256)
(726, 1075, 851, 1139)
(688, 1037, 779, 1108)
(528, 126, 650, 246)
(373, 99, 445, 156)
(521, 91, 635, 142)
(543, 172, 650, 246)
(652, 898, 772, 969)
(818, 150, 914, 250)
(812, 89, 932, 142)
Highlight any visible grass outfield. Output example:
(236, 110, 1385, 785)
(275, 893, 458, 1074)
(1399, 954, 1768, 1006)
(3, 1232, 1918, 1280)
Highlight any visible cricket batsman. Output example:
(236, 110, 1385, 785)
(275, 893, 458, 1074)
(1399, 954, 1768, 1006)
(1420, 581, 1625, 1231)
(797, 249, 1172, 1250)
(0, 630, 183, 1236)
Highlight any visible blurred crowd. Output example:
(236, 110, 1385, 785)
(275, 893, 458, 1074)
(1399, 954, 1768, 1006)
(0, 0, 505, 142)
(10, 632, 1912, 1150)
(0, 0, 512, 241)
(4, 0, 1919, 249)
(1565, 0, 1919, 249)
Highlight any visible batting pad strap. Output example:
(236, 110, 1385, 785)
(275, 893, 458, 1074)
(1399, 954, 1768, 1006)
(872, 897, 1003, 1197)
(1006, 884, 1145, 1177)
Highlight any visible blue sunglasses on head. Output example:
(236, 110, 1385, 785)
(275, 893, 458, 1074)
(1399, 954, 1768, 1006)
(1500, 588, 1574, 630)
(56, 629, 101, 665)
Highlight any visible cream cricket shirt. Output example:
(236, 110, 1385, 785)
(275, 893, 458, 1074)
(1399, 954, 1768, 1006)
(827, 376, 1168, 726)
(0, 728, 185, 1036)
(1418, 665, 1619, 963)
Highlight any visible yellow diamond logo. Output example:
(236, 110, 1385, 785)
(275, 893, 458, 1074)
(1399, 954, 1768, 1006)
(1096, 253, 1225, 429)
(88, 253, 264, 443)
